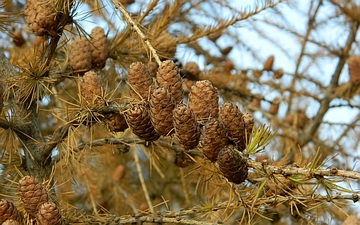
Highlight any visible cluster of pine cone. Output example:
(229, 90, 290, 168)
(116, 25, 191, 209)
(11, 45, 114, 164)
(70, 27, 108, 72)
(0, 176, 63, 225)
(125, 60, 253, 184)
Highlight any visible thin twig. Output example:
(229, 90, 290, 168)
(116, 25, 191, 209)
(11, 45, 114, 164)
(112, 0, 162, 65)
(133, 148, 155, 214)
(299, 21, 359, 146)
(246, 157, 360, 180)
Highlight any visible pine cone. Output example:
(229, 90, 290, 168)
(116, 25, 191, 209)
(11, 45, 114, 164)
(156, 60, 183, 103)
(70, 36, 92, 72)
(19, 176, 50, 219)
(90, 27, 108, 68)
(219, 102, 246, 151)
(112, 165, 126, 182)
(208, 30, 222, 42)
(249, 94, 261, 108)
(0, 199, 24, 224)
(242, 113, 254, 145)
(119, 0, 135, 5)
(217, 146, 248, 184)
(149, 86, 176, 136)
(24, 0, 58, 36)
(3, 219, 21, 225)
(273, 69, 284, 79)
(173, 104, 200, 150)
(128, 62, 154, 100)
(269, 97, 280, 115)
(348, 56, 360, 85)
(148, 61, 158, 77)
(285, 111, 308, 129)
(81, 71, 104, 107)
(36, 201, 63, 225)
(188, 80, 219, 122)
(263, 55, 274, 71)
(220, 46, 233, 55)
(199, 118, 227, 162)
(183, 62, 200, 80)
(125, 103, 159, 141)
(153, 31, 177, 59)
(253, 70, 262, 79)
(105, 113, 128, 132)
(223, 60, 234, 73)
(12, 31, 25, 47)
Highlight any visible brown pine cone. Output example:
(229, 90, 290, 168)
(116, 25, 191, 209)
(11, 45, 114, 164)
(112, 165, 126, 182)
(105, 113, 128, 132)
(81, 71, 104, 107)
(70, 36, 92, 72)
(273, 69, 284, 79)
(188, 80, 219, 122)
(217, 146, 248, 184)
(253, 70, 262, 79)
(208, 30, 222, 42)
(219, 102, 246, 151)
(250, 94, 261, 108)
(149, 86, 176, 136)
(269, 97, 280, 115)
(348, 56, 360, 85)
(285, 111, 308, 129)
(36, 201, 64, 225)
(125, 103, 159, 141)
(12, 31, 25, 47)
(0, 199, 24, 224)
(119, 0, 135, 4)
(173, 104, 200, 150)
(90, 27, 108, 68)
(128, 62, 154, 100)
(263, 55, 274, 71)
(19, 176, 50, 219)
(220, 46, 233, 55)
(24, 0, 58, 36)
(152, 31, 177, 60)
(242, 113, 254, 145)
(183, 62, 200, 80)
(156, 60, 183, 104)
(199, 118, 227, 162)
(147, 61, 158, 77)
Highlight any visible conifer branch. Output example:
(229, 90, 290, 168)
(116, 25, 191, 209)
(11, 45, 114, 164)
(91, 215, 221, 225)
(299, 21, 359, 146)
(75, 137, 360, 181)
(246, 157, 360, 180)
(285, 0, 323, 116)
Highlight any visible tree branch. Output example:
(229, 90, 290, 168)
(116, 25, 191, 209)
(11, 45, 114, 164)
(299, 21, 359, 146)
(247, 157, 360, 180)
(76, 136, 360, 181)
